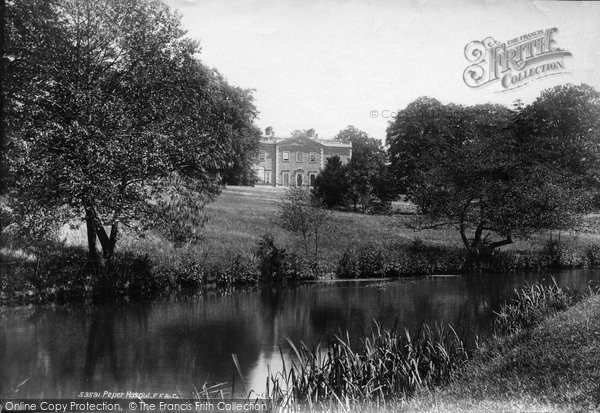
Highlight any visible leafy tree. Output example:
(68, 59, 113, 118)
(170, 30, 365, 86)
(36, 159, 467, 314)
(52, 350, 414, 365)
(386, 98, 464, 194)
(279, 186, 332, 259)
(333, 125, 370, 144)
(313, 156, 349, 208)
(290, 129, 318, 139)
(519, 84, 600, 193)
(387, 87, 600, 270)
(0, 0, 6, 193)
(4, 0, 260, 264)
(217, 81, 262, 186)
(334, 125, 397, 212)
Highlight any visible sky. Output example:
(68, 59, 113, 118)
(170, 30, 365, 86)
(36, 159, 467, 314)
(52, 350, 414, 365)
(165, 0, 600, 141)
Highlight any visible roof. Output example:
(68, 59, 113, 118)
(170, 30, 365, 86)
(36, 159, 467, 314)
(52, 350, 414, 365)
(317, 139, 351, 148)
(260, 135, 287, 144)
(260, 135, 351, 148)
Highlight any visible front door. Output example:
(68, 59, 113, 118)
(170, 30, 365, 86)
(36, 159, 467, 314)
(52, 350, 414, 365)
(296, 173, 303, 186)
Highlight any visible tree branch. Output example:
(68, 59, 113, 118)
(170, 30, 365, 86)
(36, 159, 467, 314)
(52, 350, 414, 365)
(414, 221, 457, 230)
(489, 235, 513, 249)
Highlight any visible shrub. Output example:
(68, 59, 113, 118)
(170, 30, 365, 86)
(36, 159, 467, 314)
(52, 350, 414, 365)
(281, 252, 321, 281)
(255, 234, 320, 282)
(336, 240, 466, 279)
(210, 252, 259, 286)
(279, 186, 334, 259)
(256, 233, 287, 281)
(368, 199, 393, 215)
(541, 239, 586, 268)
(492, 250, 546, 272)
(336, 244, 391, 279)
(586, 242, 600, 266)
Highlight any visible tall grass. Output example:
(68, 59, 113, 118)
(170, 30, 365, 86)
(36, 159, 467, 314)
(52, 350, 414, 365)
(258, 282, 596, 411)
(493, 280, 578, 335)
(266, 323, 470, 409)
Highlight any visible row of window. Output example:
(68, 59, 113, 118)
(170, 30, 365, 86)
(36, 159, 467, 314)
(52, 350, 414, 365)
(259, 151, 317, 163)
(281, 171, 317, 186)
(258, 171, 317, 186)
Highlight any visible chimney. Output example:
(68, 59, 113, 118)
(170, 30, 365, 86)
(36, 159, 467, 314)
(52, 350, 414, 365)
(265, 126, 274, 136)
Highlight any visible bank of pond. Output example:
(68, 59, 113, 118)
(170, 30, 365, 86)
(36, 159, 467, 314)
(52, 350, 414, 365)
(2, 236, 600, 303)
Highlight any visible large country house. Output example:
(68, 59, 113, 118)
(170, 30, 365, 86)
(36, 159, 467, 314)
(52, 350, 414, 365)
(253, 127, 352, 186)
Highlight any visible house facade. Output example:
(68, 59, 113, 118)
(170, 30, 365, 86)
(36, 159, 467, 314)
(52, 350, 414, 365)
(252, 129, 352, 186)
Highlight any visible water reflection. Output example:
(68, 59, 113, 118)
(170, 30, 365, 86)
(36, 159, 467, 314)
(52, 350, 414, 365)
(1, 270, 599, 398)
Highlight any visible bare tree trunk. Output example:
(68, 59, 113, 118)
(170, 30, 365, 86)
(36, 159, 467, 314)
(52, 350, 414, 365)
(107, 223, 118, 259)
(96, 225, 110, 257)
(95, 224, 117, 260)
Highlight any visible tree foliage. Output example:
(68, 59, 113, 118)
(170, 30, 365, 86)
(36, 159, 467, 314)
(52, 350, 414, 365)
(313, 155, 349, 208)
(387, 85, 600, 269)
(335, 125, 396, 212)
(279, 186, 333, 259)
(4, 0, 260, 262)
(313, 126, 397, 212)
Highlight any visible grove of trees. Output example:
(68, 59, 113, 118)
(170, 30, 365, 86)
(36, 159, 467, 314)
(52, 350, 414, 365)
(386, 84, 600, 269)
(313, 126, 398, 213)
(2, 0, 261, 265)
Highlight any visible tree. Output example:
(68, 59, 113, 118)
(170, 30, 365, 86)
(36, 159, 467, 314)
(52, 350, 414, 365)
(333, 125, 370, 144)
(386, 98, 462, 194)
(519, 84, 600, 193)
(334, 125, 397, 212)
(0, 0, 7, 194)
(313, 156, 349, 208)
(387, 87, 600, 270)
(279, 186, 332, 259)
(4, 0, 260, 264)
(216, 80, 262, 186)
(290, 129, 317, 139)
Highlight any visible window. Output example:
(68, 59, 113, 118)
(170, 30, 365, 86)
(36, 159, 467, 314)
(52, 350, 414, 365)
(259, 150, 265, 161)
(296, 152, 302, 162)
(309, 152, 316, 162)
(282, 171, 290, 186)
(310, 173, 316, 186)
(264, 171, 271, 184)
(283, 151, 289, 162)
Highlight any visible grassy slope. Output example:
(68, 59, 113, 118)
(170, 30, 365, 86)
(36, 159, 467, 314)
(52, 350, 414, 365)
(199, 186, 463, 259)
(57, 186, 465, 268)
(399, 295, 600, 412)
(52, 185, 600, 271)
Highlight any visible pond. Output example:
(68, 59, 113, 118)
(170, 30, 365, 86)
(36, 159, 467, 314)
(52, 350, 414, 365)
(1, 269, 599, 398)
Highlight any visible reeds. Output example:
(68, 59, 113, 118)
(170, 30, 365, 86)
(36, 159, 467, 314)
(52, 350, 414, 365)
(266, 322, 470, 410)
(493, 279, 578, 335)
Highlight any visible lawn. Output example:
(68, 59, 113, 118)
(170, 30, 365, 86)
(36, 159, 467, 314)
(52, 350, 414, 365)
(55, 185, 600, 271)
(134, 185, 464, 267)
